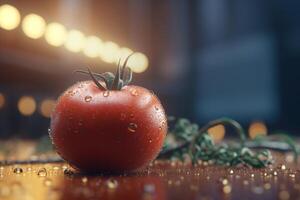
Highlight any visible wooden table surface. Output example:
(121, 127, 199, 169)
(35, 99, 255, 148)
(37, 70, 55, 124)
(0, 151, 299, 200)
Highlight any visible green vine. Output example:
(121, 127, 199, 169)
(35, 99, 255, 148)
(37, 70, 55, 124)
(159, 117, 299, 168)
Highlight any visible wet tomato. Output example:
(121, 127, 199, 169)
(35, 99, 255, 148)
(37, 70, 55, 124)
(50, 61, 167, 173)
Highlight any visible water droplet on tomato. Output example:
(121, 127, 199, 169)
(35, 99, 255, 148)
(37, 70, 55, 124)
(106, 179, 118, 189)
(103, 91, 110, 97)
(48, 128, 51, 135)
(159, 127, 162, 131)
(84, 96, 92, 102)
(155, 106, 159, 111)
(13, 167, 23, 174)
(149, 139, 153, 143)
(130, 89, 138, 96)
(128, 123, 138, 133)
(130, 113, 135, 119)
(37, 168, 47, 177)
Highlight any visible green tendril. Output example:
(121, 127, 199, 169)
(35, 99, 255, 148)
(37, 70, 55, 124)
(75, 54, 134, 91)
(159, 117, 297, 168)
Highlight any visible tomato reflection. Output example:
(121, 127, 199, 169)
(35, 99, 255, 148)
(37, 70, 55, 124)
(59, 175, 166, 200)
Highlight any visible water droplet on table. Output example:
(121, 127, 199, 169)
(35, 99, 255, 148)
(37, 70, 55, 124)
(106, 179, 118, 189)
(13, 167, 23, 174)
(37, 168, 47, 177)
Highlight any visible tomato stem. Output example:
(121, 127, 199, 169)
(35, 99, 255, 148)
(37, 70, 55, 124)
(75, 54, 135, 91)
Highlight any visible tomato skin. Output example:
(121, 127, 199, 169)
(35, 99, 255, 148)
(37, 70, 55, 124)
(50, 81, 167, 173)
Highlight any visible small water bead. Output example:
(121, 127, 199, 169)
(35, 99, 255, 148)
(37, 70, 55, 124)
(84, 96, 92, 102)
(13, 167, 23, 174)
(130, 89, 138, 96)
(289, 173, 296, 178)
(280, 164, 286, 170)
(103, 91, 110, 97)
(229, 169, 234, 175)
(106, 179, 118, 189)
(155, 106, 159, 111)
(37, 168, 47, 177)
(128, 123, 138, 133)
(273, 171, 278, 176)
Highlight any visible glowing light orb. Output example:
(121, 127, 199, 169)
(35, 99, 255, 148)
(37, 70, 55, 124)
(64, 29, 85, 53)
(0, 4, 20, 30)
(45, 22, 67, 46)
(22, 14, 46, 39)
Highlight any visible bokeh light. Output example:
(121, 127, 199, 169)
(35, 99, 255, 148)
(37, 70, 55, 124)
(83, 36, 103, 58)
(0, 4, 20, 30)
(64, 29, 85, 53)
(0, 93, 5, 109)
(99, 41, 120, 63)
(22, 13, 46, 39)
(127, 52, 149, 73)
(248, 121, 268, 139)
(208, 125, 225, 142)
(39, 99, 56, 118)
(44, 22, 67, 47)
(18, 96, 36, 116)
(116, 47, 133, 64)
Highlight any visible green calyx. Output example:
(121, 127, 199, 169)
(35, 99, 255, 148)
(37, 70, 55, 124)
(76, 54, 134, 91)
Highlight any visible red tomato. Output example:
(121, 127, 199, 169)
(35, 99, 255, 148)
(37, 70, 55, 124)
(50, 78, 167, 173)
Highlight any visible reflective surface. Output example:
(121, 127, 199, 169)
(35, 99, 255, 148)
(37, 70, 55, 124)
(0, 152, 300, 200)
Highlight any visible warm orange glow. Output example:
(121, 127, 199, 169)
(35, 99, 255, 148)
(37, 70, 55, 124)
(115, 47, 134, 64)
(0, 4, 20, 30)
(83, 36, 103, 58)
(248, 121, 267, 139)
(0, 4, 150, 73)
(208, 125, 225, 142)
(45, 22, 67, 47)
(39, 99, 56, 118)
(0, 93, 5, 109)
(127, 52, 149, 73)
(22, 14, 46, 39)
(64, 29, 85, 52)
(99, 41, 120, 63)
(18, 96, 36, 116)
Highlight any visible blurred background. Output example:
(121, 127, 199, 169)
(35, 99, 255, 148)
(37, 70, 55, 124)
(0, 0, 300, 140)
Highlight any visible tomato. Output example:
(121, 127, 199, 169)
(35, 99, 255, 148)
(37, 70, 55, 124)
(50, 59, 167, 173)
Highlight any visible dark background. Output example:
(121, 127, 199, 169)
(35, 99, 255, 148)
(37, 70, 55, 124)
(0, 0, 300, 138)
